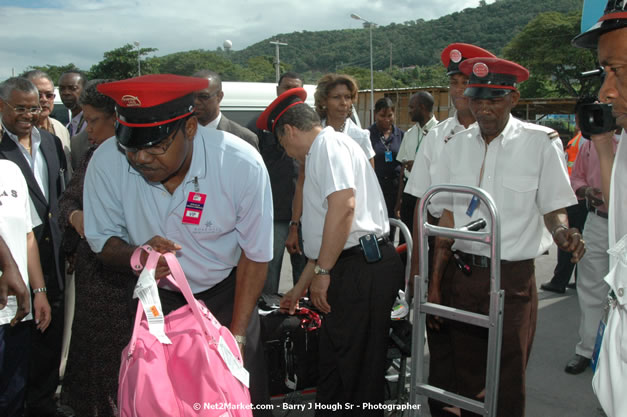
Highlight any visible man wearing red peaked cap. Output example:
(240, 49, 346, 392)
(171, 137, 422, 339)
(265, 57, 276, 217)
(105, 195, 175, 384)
(572, 1, 627, 415)
(427, 57, 585, 416)
(405, 42, 495, 417)
(260, 90, 405, 413)
(440, 43, 496, 76)
(85, 74, 274, 415)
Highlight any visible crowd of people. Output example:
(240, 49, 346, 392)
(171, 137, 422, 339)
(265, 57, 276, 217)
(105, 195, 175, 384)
(1, 1, 627, 416)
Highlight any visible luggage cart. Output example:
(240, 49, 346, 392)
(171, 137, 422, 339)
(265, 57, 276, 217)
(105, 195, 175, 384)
(386, 218, 414, 413)
(390, 217, 413, 294)
(408, 185, 505, 417)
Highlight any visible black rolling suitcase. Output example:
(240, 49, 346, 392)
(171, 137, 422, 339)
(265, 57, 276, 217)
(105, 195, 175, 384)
(259, 294, 322, 396)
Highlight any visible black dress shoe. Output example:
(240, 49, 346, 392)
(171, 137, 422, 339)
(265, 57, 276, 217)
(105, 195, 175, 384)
(567, 282, 577, 290)
(540, 282, 566, 294)
(565, 354, 591, 374)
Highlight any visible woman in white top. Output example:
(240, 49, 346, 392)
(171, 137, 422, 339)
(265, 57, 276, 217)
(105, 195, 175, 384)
(285, 74, 377, 257)
(314, 73, 375, 165)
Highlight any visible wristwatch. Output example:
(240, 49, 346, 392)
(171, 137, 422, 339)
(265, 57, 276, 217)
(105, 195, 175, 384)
(314, 264, 330, 275)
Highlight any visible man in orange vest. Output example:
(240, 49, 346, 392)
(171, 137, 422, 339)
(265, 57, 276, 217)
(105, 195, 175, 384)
(540, 96, 594, 293)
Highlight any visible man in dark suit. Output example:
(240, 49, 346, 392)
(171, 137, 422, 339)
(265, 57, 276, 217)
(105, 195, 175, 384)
(192, 70, 259, 151)
(0, 77, 68, 417)
(69, 130, 89, 171)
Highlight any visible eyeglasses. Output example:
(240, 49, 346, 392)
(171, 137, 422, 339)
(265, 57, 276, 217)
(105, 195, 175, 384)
(39, 92, 55, 100)
(194, 91, 220, 101)
(120, 123, 182, 155)
(3, 102, 42, 115)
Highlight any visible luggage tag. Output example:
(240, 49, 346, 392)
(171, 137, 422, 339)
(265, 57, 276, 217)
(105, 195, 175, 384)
(182, 191, 206, 225)
(133, 264, 172, 345)
(217, 336, 250, 388)
(466, 195, 480, 217)
(385, 150, 393, 162)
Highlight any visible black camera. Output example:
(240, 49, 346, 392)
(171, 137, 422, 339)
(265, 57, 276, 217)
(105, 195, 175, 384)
(576, 67, 617, 137)
(577, 103, 617, 138)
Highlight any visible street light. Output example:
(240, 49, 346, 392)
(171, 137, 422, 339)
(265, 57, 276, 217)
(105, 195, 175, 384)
(351, 13, 376, 125)
(134, 41, 141, 76)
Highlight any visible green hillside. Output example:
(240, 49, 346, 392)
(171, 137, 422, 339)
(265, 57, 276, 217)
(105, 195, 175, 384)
(231, 0, 583, 73)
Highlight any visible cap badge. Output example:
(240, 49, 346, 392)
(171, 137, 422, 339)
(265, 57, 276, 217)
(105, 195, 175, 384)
(122, 95, 142, 107)
(472, 62, 490, 78)
(450, 49, 463, 63)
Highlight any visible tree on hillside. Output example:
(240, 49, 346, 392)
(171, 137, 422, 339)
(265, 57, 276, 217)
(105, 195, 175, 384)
(342, 67, 404, 90)
(502, 11, 598, 98)
(22, 63, 84, 84)
(245, 56, 280, 82)
(89, 44, 158, 80)
(156, 49, 237, 77)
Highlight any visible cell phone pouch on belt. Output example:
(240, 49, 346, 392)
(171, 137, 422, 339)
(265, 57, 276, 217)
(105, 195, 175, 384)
(118, 247, 252, 417)
(360, 233, 383, 263)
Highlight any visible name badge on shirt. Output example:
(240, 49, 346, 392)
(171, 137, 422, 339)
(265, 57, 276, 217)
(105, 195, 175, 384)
(182, 192, 206, 225)
(466, 195, 480, 217)
(385, 150, 393, 162)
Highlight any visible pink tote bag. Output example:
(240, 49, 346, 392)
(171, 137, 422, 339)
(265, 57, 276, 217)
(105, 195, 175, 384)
(118, 248, 252, 417)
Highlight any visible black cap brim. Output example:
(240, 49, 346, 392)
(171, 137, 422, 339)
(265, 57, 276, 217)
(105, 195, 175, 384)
(116, 117, 185, 149)
(573, 19, 627, 48)
(464, 87, 513, 99)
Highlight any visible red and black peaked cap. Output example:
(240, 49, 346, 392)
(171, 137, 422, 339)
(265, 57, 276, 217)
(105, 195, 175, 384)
(256, 88, 307, 134)
(97, 74, 208, 148)
(459, 57, 529, 99)
(441, 43, 496, 76)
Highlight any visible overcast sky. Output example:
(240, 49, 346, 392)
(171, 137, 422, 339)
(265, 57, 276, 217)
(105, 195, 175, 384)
(0, 0, 495, 81)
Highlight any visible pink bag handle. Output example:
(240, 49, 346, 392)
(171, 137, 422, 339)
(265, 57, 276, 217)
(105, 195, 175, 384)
(127, 247, 216, 355)
(161, 251, 215, 338)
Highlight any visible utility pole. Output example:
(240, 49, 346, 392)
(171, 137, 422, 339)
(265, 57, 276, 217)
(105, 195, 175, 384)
(134, 41, 141, 76)
(351, 13, 377, 125)
(269, 40, 287, 83)
(389, 44, 393, 71)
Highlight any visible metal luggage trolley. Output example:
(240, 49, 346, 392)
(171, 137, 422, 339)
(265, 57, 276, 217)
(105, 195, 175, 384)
(389, 217, 414, 298)
(408, 185, 505, 417)
(388, 217, 414, 409)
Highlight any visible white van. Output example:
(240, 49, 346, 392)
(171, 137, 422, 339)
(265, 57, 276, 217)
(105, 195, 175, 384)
(220, 82, 317, 130)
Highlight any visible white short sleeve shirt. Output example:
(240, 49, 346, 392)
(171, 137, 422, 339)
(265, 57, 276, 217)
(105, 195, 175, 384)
(83, 129, 273, 293)
(396, 116, 438, 178)
(302, 127, 388, 259)
(405, 115, 476, 216)
(434, 115, 577, 261)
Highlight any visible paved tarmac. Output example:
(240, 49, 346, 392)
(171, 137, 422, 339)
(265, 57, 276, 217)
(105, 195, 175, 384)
(274, 243, 607, 417)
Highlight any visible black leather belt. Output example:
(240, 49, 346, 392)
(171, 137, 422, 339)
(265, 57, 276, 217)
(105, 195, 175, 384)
(457, 251, 512, 268)
(589, 206, 608, 219)
(338, 236, 389, 260)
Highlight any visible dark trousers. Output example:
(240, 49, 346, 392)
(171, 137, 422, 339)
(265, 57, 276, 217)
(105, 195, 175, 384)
(157, 269, 272, 417)
(25, 276, 64, 417)
(449, 259, 537, 417)
(427, 257, 457, 417)
(379, 176, 400, 238)
(400, 192, 417, 244)
(0, 322, 31, 417)
(549, 201, 588, 289)
(315, 243, 404, 417)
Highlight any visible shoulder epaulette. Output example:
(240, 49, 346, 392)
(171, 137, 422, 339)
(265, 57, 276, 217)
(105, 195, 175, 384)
(548, 130, 560, 141)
